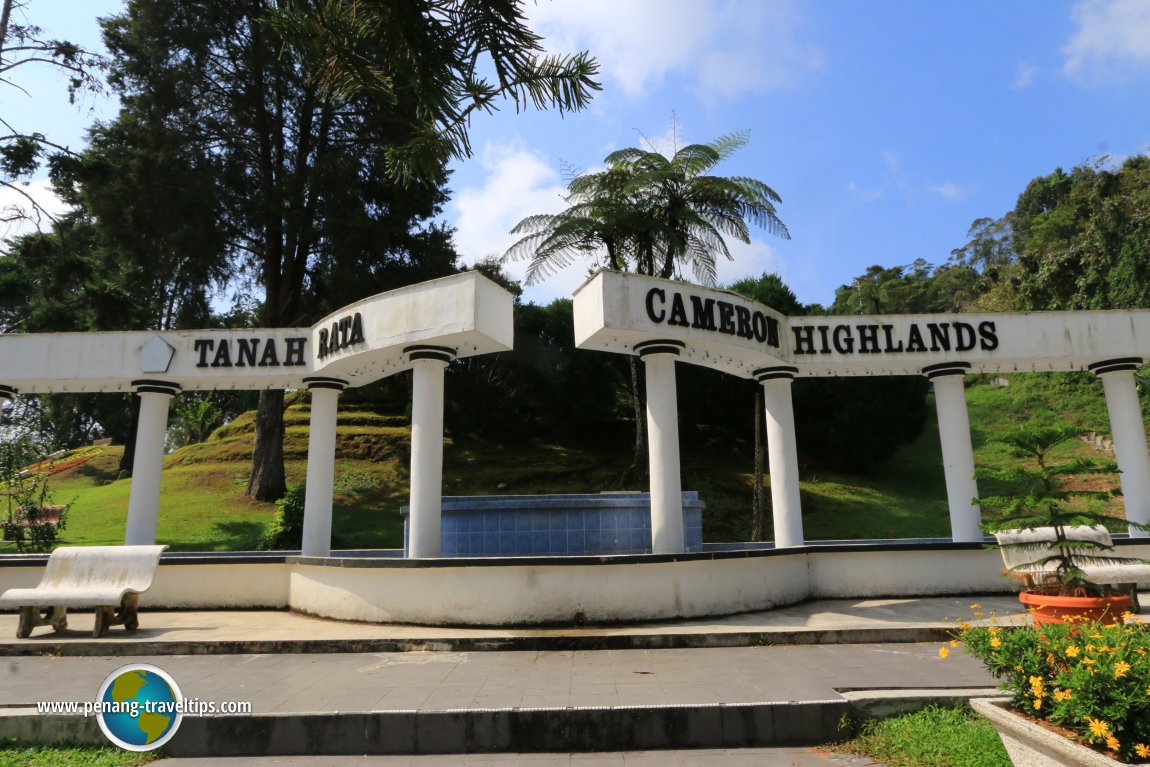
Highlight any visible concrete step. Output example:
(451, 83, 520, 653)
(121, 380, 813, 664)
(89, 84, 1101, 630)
(1, 689, 996, 758)
(0, 624, 964, 657)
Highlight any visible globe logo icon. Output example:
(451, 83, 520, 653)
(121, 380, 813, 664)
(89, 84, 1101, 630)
(95, 664, 183, 751)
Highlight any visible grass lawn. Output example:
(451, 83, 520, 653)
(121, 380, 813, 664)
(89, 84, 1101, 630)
(833, 705, 1010, 767)
(0, 742, 158, 767)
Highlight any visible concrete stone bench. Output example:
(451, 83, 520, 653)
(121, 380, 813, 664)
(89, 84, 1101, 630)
(994, 526, 1150, 612)
(0, 545, 168, 637)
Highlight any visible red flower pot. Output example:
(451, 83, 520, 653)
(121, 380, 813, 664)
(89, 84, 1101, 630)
(1018, 590, 1132, 626)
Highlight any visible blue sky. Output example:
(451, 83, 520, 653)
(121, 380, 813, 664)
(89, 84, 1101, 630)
(6, 0, 1150, 308)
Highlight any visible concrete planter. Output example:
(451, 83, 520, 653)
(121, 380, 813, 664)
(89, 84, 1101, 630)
(971, 698, 1122, 767)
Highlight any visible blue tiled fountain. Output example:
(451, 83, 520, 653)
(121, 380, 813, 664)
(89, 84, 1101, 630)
(401, 492, 704, 557)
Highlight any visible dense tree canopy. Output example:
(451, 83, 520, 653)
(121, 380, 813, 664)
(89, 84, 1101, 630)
(271, 0, 601, 183)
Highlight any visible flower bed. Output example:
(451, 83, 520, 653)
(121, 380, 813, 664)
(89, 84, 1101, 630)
(19, 446, 103, 478)
(960, 617, 1150, 762)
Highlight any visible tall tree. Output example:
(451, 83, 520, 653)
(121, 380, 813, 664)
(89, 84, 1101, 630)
(88, 0, 461, 499)
(91, 0, 600, 501)
(504, 128, 789, 482)
(505, 130, 789, 286)
(271, 0, 601, 184)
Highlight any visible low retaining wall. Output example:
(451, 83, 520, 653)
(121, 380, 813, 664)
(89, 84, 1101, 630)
(289, 552, 808, 625)
(3, 539, 1148, 625)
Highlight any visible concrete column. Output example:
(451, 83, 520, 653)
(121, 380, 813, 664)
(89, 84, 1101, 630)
(636, 340, 685, 555)
(923, 363, 981, 543)
(300, 377, 348, 557)
(125, 380, 180, 545)
(1089, 358, 1150, 536)
(406, 346, 455, 558)
(754, 366, 803, 548)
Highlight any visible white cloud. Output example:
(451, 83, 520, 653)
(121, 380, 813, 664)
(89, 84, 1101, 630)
(450, 140, 593, 304)
(882, 149, 902, 173)
(847, 181, 884, 202)
(1063, 0, 1150, 81)
(527, 0, 822, 100)
(1011, 61, 1037, 89)
(0, 179, 68, 243)
(926, 181, 972, 201)
(715, 239, 789, 287)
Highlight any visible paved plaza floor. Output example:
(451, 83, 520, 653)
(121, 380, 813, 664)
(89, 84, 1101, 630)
(1, 593, 1130, 762)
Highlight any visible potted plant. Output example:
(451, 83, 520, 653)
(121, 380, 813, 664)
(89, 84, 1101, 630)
(977, 424, 1148, 626)
(961, 617, 1150, 764)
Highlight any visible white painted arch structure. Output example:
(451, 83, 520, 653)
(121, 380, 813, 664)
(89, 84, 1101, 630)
(574, 270, 1150, 549)
(1, 267, 1148, 561)
(0, 272, 514, 557)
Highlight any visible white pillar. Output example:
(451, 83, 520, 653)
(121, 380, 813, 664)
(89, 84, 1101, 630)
(300, 378, 347, 557)
(756, 367, 803, 548)
(924, 363, 981, 543)
(1090, 359, 1150, 536)
(638, 341, 685, 555)
(406, 346, 453, 558)
(125, 380, 180, 545)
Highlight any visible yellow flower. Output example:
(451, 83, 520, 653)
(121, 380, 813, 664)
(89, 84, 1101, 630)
(969, 603, 981, 609)
(1014, 665, 1024, 673)
(938, 646, 950, 659)
(949, 639, 959, 648)
(990, 636, 1002, 648)
(1135, 743, 1150, 758)
(1082, 657, 1096, 666)
(1115, 661, 1132, 678)
(1088, 718, 1111, 739)
(1065, 645, 1080, 657)
(973, 612, 985, 618)
(1106, 735, 1120, 753)
(1053, 689, 1072, 702)
(1033, 698, 1043, 710)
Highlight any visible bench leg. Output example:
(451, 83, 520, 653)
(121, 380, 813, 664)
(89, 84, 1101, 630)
(92, 606, 114, 638)
(16, 607, 34, 639)
(48, 605, 68, 633)
(118, 593, 140, 632)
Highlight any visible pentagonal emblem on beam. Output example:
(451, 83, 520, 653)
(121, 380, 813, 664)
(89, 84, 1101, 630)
(139, 335, 176, 374)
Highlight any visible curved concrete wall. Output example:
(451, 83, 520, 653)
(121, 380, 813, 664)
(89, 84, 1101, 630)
(288, 555, 811, 626)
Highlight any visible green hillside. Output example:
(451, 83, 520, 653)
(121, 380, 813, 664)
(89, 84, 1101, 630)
(0, 373, 1131, 552)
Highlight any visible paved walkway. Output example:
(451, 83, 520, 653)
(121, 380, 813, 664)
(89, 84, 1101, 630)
(1, 642, 996, 712)
(0, 593, 1103, 761)
(0, 594, 1033, 654)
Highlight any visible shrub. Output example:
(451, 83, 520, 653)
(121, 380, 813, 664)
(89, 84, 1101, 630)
(960, 617, 1150, 761)
(261, 485, 306, 550)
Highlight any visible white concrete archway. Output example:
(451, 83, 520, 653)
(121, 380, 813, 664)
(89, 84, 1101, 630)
(573, 270, 1150, 549)
(0, 272, 514, 556)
